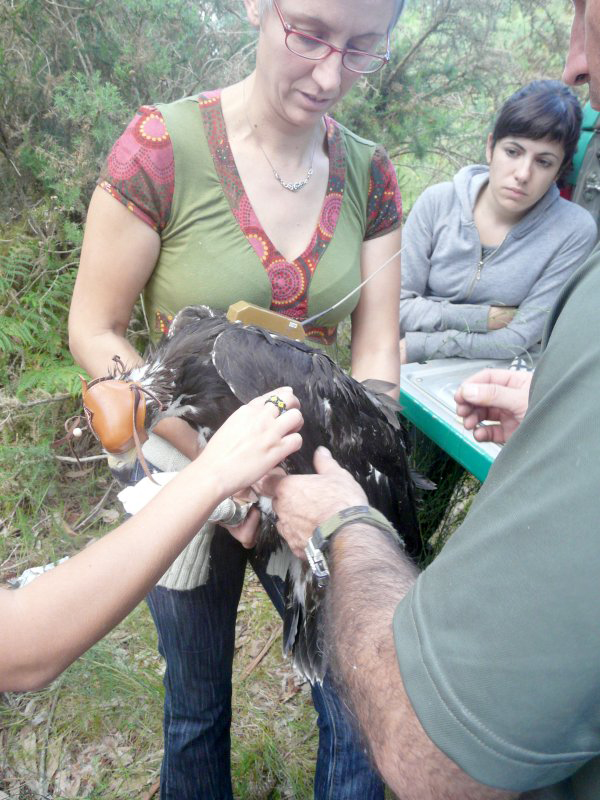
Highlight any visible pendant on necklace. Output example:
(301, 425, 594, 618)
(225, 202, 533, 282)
(273, 167, 314, 192)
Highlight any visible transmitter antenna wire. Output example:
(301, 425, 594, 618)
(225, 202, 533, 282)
(302, 244, 403, 328)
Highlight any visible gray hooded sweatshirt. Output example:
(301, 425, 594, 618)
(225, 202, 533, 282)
(400, 164, 597, 362)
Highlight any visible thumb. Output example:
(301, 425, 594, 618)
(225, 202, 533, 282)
(313, 446, 344, 475)
(461, 382, 512, 410)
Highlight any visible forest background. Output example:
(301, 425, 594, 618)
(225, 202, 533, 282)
(0, 0, 583, 797)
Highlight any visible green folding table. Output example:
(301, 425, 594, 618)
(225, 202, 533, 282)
(400, 358, 505, 483)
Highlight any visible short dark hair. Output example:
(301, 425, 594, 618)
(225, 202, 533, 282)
(491, 80, 583, 171)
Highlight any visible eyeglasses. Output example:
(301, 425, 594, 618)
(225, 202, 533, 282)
(272, 0, 390, 75)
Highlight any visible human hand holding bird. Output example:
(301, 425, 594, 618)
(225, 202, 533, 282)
(262, 447, 368, 560)
(199, 387, 303, 500)
(207, 388, 303, 549)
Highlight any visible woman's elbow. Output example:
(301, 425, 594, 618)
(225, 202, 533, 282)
(68, 326, 90, 372)
(67, 305, 111, 368)
(15, 671, 57, 693)
(0, 660, 63, 693)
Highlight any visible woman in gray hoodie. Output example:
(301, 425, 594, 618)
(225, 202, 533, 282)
(400, 80, 597, 364)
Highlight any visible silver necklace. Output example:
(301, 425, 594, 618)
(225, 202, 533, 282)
(244, 100, 320, 193)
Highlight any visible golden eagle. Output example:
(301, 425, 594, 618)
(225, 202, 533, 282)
(80, 305, 421, 682)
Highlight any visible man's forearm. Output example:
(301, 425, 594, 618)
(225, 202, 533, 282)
(325, 526, 516, 800)
(326, 527, 417, 766)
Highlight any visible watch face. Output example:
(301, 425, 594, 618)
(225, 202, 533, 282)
(306, 508, 399, 587)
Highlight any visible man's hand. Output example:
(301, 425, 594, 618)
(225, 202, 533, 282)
(261, 447, 367, 559)
(455, 369, 532, 445)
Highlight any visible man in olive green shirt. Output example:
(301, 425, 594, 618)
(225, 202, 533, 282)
(265, 2, 600, 797)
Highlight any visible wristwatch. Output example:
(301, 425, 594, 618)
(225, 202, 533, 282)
(305, 505, 398, 587)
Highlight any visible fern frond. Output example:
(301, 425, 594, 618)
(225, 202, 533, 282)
(0, 316, 37, 353)
(17, 363, 83, 398)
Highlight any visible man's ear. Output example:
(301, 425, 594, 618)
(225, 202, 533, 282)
(485, 132, 494, 165)
(243, 0, 261, 28)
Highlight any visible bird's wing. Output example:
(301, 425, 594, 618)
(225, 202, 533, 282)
(212, 325, 421, 557)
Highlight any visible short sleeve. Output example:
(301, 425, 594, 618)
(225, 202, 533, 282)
(393, 255, 600, 792)
(98, 105, 175, 232)
(364, 145, 402, 240)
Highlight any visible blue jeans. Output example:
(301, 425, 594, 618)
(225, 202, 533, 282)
(146, 529, 384, 799)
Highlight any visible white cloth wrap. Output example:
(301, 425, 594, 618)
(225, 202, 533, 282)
(117, 433, 249, 591)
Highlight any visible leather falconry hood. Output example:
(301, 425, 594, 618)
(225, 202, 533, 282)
(80, 376, 148, 455)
